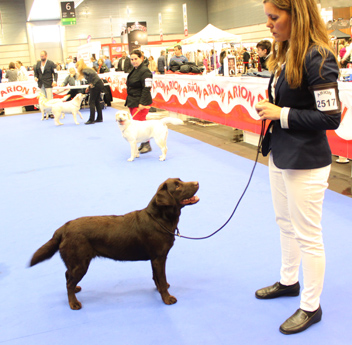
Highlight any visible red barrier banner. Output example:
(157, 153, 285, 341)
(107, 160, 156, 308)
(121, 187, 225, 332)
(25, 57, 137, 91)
(151, 75, 352, 158)
(1, 73, 351, 158)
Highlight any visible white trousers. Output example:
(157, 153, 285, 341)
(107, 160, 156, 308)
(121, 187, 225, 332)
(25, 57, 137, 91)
(269, 154, 331, 311)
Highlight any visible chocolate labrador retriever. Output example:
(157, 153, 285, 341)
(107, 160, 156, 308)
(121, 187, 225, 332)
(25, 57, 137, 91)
(30, 178, 199, 310)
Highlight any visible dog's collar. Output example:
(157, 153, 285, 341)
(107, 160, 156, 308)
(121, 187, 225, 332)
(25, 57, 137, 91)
(145, 211, 180, 237)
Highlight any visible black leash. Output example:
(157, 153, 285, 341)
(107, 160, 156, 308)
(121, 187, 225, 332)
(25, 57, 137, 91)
(151, 121, 267, 240)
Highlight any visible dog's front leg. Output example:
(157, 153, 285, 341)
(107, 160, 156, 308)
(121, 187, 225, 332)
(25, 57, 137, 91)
(72, 112, 80, 125)
(128, 141, 138, 161)
(151, 257, 177, 305)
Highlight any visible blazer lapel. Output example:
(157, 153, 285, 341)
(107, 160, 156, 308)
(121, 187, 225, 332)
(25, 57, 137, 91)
(274, 66, 286, 105)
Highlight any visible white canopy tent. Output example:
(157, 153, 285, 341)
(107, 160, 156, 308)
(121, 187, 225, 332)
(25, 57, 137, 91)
(181, 24, 241, 75)
(181, 24, 241, 45)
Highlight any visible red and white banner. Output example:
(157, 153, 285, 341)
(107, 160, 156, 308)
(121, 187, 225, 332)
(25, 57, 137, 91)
(1, 72, 351, 158)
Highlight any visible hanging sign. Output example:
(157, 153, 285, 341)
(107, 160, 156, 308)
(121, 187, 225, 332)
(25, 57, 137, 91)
(61, 1, 76, 26)
(159, 13, 163, 41)
(183, 4, 188, 37)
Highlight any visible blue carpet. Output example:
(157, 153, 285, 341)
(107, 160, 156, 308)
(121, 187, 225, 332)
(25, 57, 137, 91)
(0, 108, 351, 344)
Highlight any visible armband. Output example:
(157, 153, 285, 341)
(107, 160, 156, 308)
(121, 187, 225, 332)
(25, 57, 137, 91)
(309, 82, 341, 115)
(145, 78, 152, 88)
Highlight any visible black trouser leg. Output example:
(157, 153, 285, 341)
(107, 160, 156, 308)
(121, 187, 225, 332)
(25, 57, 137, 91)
(88, 87, 99, 121)
(95, 93, 103, 121)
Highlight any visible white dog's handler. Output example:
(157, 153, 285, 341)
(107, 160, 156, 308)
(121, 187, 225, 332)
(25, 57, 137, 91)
(34, 50, 58, 118)
(125, 49, 153, 154)
(254, 0, 341, 335)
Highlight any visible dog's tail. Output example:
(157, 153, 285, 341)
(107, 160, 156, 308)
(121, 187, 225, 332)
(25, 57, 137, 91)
(160, 117, 184, 126)
(29, 229, 62, 267)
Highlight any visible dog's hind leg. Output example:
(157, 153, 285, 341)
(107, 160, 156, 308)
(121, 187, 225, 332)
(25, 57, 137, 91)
(60, 239, 92, 310)
(154, 132, 168, 161)
(151, 257, 176, 305)
(64, 262, 90, 310)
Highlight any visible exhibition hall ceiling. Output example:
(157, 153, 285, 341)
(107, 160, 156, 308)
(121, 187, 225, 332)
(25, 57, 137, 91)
(28, 0, 84, 21)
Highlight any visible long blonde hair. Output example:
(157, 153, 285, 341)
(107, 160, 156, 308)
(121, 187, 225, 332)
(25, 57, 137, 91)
(76, 59, 94, 79)
(264, 0, 338, 88)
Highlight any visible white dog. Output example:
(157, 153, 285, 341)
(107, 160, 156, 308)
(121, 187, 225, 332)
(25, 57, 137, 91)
(115, 110, 184, 161)
(51, 93, 84, 126)
(38, 93, 69, 121)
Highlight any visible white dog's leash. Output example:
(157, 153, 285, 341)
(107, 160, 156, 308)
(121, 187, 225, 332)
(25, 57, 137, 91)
(131, 106, 151, 119)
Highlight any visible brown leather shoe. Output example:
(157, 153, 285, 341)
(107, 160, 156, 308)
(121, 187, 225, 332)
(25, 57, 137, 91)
(280, 306, 322, 334)
(255, 282, 300, 299)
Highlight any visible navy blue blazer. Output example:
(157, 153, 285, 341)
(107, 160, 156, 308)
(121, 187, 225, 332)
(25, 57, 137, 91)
(264, 47, 341, 169)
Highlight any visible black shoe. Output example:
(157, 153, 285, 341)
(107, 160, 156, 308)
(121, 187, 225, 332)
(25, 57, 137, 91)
(139, 142, 152, 154)
(280, 306, 322, 335)
(95, 119, 103, 122)
(85, 120, 95, 125)
(255, 282, 300, 299)
(138, 142, 145, 151)
(48, 114, 54, 119)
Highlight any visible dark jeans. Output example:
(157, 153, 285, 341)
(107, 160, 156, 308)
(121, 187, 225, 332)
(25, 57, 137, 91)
(88, 82, 103, 121)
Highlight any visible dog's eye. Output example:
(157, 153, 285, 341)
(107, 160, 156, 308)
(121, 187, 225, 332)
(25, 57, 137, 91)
(175, 183, 181, 190)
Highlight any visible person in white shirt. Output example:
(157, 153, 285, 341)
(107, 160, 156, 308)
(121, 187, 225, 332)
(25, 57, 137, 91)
(16, 61, 28, 81)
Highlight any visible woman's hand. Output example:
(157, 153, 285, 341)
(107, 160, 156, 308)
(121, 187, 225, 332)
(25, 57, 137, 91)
(255, 99, 282, 121)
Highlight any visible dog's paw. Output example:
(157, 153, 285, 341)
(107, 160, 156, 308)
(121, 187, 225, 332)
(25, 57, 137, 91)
(127, 157, 135, 162)
(163, 295, 177, 305)
(69, 300, 82, 310)
(159, 156, 166, 161)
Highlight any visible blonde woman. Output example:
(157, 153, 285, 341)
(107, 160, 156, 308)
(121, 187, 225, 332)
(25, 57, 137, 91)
(148, 56, 157, 73)
(255, 0, 341, 335)
(76, 59, 104, 124)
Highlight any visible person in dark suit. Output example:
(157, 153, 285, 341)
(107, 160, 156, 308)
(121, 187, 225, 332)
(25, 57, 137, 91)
(157, 50, 166, 74)
(117, 51, 133, 73)
(242, 47, 250, 73)
(34, 51, 58, 101)
(76, 59, 104, 124)
(254, 0, 341, 336)
(124, 49, 153, 153)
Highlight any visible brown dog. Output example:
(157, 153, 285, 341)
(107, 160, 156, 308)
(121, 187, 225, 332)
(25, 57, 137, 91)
(30, 178, 199, 310)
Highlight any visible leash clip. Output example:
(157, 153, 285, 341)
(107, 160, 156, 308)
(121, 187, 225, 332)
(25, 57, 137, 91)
(176, 228, 181, 237)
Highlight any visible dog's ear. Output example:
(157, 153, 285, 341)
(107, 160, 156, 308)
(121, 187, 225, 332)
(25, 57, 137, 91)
(155, 183, 177, 206)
